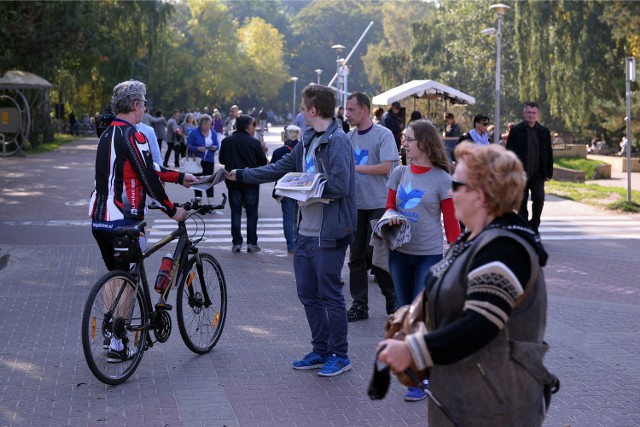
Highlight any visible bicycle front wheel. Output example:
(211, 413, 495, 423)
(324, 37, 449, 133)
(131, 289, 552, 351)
(177, 253, 227, 354)
(81, 271, 148, 385)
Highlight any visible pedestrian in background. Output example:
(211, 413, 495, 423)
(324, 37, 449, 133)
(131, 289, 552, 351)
(187, 114, 219, 204)
(458, 114, 491, 145)
(344, 92, 399, 322)
(151, 110, 167, 153)
(444, 112, 461, 138)
(219, 114, 268, 253)
(164, 110, 181, 168)
(506, 102, 553, 237)
(271, 125, 301, 253)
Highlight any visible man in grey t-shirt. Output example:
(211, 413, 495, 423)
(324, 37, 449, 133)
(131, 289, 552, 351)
(345, 92, 399, 321)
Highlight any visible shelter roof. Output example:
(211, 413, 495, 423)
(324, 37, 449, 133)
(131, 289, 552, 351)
(372, 80, 475, 106)
(0, 70, 53, 90)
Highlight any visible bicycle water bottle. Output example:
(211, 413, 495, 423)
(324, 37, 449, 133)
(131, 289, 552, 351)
(154, 255, 173, 293)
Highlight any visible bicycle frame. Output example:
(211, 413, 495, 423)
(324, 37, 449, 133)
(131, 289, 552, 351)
(124, 220, 210, 349)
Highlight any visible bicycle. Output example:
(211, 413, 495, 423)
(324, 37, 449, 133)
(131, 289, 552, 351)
(81, 195, 228, 385)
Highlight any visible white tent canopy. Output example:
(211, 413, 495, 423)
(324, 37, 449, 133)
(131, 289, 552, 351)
(0, 70, 53, 90)
(372, 79, 475, 106)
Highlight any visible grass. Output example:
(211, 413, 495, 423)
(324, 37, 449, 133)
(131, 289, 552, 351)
(24, 134, 79, 155)
(546, 180, 640, 213)
(554, 157, 608, 179)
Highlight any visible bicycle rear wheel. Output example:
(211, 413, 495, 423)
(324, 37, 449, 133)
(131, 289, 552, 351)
(177, 253, 227, 354)
(81, 271, 148, 385)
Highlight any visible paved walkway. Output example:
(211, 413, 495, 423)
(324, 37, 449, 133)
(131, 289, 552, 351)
(0, 132, 639, 426)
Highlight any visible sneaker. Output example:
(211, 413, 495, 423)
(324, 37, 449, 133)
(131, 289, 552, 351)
(231, 245, 241, 253)
(247, 244, 261, 253)
(318, 354, 351, 377)
(347, 302, 369, 322)
(107, 346, 136, 363)
(386, 298, 398, 315)
(404, 386, 427, 401)
(292, 351, 328, 370)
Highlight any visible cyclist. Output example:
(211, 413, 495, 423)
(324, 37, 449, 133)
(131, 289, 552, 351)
(89, 79, 197, 362)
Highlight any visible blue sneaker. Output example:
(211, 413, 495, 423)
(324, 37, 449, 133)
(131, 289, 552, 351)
(292, 351, 328, 370)
(404, 385, 427, 401)
(318, 354, 351, 377)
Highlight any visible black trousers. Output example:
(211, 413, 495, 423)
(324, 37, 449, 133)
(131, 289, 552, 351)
(518, 175, 546, 232)
(348, 208, 396, 309)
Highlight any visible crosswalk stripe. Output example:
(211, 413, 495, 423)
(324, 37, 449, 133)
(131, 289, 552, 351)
(146, 217, 285, 243)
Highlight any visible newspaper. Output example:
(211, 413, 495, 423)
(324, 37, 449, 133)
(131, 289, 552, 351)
(274, 172, 331, 205)
(190, 168, 228, 192)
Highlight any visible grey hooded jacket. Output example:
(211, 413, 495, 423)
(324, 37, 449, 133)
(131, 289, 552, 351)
(236, 119, 357, 248)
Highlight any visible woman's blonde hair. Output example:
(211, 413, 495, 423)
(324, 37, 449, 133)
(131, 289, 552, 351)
(198, 114, 212, 127)
(407, 119, 451, 173)
(453, 142, 526, 216)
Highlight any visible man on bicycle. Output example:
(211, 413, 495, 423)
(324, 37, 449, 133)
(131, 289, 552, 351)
(89, 79, 197, 362)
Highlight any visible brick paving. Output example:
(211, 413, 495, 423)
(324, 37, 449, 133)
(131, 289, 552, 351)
(0, 134, 639, 426)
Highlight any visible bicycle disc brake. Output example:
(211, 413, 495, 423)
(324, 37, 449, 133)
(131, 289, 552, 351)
(153, 310, 172, 343)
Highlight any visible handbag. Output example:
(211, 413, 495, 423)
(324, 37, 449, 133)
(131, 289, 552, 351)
(381, 289, 430, 387)
(179, 155, 202, 174)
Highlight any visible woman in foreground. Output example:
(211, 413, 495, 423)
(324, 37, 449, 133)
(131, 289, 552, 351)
(378, 142, 557, 426)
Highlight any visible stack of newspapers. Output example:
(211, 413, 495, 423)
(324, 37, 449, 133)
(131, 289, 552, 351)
(274, 172, 331, 206)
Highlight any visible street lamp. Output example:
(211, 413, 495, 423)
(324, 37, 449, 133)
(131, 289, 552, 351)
(486, 3, 510, 145)
(291, 77, 298, 123)
(315, 69, 322, 85)
(332, 44, 345, 106)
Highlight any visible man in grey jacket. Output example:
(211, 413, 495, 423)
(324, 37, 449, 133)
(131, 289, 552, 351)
(227, 84, 356, 377)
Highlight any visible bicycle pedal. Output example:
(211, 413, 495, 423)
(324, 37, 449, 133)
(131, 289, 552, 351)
(156, 303, 173, 311)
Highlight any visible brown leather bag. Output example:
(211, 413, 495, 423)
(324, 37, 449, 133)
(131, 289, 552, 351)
(383, 290, 430, 387)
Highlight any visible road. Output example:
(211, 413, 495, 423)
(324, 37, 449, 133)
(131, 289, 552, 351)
(0, 128, 639, 426)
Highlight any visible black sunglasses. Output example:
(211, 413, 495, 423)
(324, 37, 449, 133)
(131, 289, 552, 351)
(137, 99, 148, 108)
(451, 180, 467, 192)
(478, 121, 490, 126)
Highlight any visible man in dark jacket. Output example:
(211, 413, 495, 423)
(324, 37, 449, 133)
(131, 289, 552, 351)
(506, 102, 553, 235)
(382, 101, 403, 151)
(219, 114, 268, 252)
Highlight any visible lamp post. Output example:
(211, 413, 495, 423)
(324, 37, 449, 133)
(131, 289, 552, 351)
(626, 57, 635, 202)
(488, 3, 510, 145)
(332, 44, 345, 107)
(315, 69, 322, 85)
(291, 77, 298, 123)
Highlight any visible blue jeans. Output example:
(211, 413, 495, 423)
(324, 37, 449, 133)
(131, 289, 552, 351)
(294, 234, 349, 357)
(228, 187, 259, 246)
(388, 251, 443, 306)
(281, 197, 297, 251)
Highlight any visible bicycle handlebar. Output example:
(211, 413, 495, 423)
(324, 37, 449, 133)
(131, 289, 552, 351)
(174, 193, 227, 214)
(148, 193, 227, 215)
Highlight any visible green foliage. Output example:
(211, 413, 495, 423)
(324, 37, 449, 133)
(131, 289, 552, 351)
(554, 157, 608, 179)
(1, 0, 639, 148)
(290, 0, 384, 95)
(546, 180, 640, 212)
(607, 200, 640, 213)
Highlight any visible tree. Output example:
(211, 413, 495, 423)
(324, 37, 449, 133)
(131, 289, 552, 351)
(237, 17, 289, 106)
(290, 0, 384, 96)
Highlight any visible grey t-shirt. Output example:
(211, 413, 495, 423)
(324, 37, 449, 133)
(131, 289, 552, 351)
(166, 118, 178, 143)
(387, 165, 452, 255)
(298, 135, 324, 237)
(349, 124, 399, 210)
